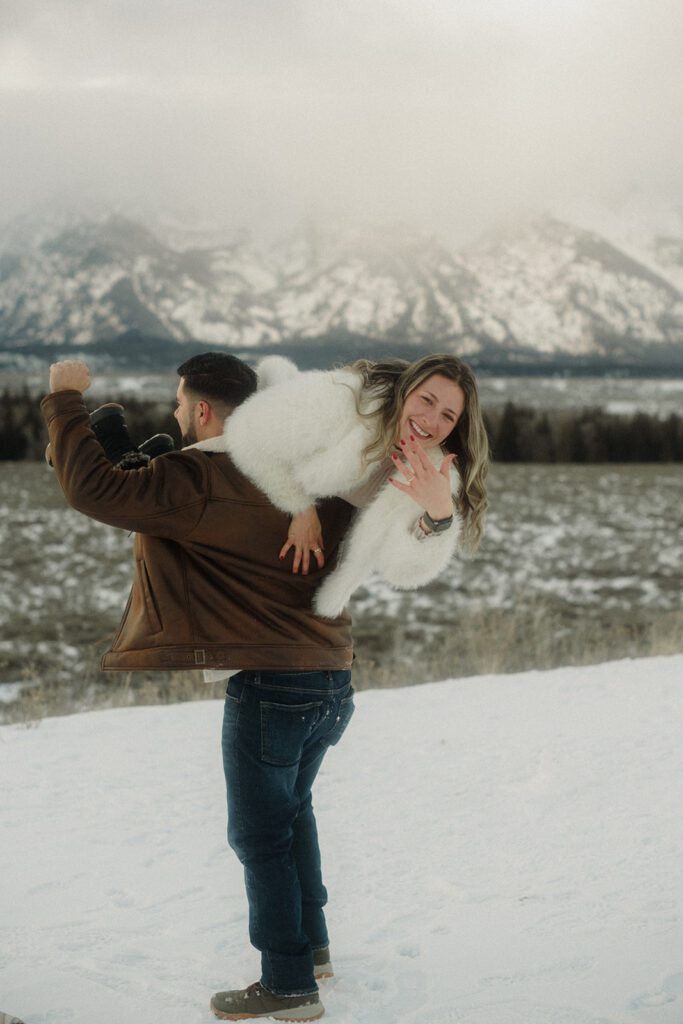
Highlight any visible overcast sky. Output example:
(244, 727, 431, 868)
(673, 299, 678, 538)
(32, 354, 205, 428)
(1, 0, 681, 242)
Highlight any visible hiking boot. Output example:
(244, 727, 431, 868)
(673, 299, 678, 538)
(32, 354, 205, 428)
(313, 947, 334, 980)
(210, 981, 324, 1021)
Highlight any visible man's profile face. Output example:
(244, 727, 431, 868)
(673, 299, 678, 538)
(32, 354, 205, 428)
(174, 379, 198, 447)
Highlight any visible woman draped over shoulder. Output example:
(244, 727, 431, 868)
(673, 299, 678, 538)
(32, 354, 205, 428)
(224, 353, 490, 618)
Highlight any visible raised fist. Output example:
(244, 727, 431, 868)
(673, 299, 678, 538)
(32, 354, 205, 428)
(49, 359, 91, 394)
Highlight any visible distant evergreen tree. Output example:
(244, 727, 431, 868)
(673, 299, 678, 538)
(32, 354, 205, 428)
(580, 411, 610, 462)
(532, 412, 556, 462)
(631, 411, 659, 461)
(661, 413, 683, 461)
(553, 413, 586, 462)
(495, 401, 522, 461)
(0, 388, 28, 460)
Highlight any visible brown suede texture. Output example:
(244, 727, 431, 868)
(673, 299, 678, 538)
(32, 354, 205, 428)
(41, 390, 354, 673)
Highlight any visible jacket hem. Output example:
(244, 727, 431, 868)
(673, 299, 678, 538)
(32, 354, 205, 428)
(101, 643, 354, 672)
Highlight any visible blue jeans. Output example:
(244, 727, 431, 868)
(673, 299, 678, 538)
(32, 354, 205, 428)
(221, 669, 355, 996)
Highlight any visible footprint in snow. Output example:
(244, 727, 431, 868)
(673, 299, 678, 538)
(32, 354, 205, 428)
(628, 972, 683, 1009)
(397, 942, 420, 958)
(407, 1001, 621, 1024)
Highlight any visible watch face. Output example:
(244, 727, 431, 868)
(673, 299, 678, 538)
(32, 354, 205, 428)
(433, 521, 452, 532)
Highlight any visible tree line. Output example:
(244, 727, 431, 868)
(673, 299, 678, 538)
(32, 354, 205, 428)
(484, 401, 683, 462)
(0, 389, 179, 462)
(1, 388, 682, 463)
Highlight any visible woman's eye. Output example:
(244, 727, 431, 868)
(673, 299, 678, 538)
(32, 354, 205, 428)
(422, 395, 432, 404)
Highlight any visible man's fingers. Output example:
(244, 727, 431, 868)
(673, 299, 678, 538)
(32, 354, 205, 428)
(49, 358, 91, 394)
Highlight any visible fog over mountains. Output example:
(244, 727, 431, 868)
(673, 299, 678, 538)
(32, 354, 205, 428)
(1, 208, 682, 369)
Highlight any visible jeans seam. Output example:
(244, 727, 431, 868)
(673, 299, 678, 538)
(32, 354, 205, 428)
(251, 681, 350, 696)
(264, 984, 319, 998)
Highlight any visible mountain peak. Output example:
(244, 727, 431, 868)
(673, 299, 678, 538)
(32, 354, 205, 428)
(0, 209, 681, 367)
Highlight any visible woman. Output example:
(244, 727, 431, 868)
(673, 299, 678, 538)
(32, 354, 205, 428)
(224, 353, 489, 617)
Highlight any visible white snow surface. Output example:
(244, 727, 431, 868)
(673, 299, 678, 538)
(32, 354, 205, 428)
(2, 655, 683, 1024)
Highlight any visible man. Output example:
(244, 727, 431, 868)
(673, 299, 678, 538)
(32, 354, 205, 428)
(42, 354, 355, 1022)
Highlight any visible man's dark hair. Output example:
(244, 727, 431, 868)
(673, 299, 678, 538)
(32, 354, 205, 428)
(177, 352, 257, 411)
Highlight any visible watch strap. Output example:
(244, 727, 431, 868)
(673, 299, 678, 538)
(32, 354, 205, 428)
(422, 510, 454, 533)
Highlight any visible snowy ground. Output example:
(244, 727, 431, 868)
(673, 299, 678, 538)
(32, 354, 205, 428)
(2, 655, 683, 1024)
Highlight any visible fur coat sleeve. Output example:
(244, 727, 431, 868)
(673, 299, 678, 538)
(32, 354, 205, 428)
(224, 356, 461, 618)
(224, 358, 379, 515)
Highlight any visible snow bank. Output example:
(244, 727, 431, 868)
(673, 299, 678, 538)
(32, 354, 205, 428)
(2, 655, 683, 1024)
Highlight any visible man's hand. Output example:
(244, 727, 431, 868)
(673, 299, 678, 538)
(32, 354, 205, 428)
(49, 359, 91, 395)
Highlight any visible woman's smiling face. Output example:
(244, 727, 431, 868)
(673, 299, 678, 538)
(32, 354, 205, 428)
(397, 373, 465, 448)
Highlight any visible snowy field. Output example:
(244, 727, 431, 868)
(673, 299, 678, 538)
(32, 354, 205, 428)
(2, 654, 683, 1024)
(1, 461, 682, 714)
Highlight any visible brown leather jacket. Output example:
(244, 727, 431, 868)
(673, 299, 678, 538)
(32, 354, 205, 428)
(41, 390, 354, 672)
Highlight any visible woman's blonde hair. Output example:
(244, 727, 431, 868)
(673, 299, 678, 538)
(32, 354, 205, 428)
(350, 353, 489, 551)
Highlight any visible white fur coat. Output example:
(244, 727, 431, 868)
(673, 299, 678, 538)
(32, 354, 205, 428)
(224, 356, 461, 617)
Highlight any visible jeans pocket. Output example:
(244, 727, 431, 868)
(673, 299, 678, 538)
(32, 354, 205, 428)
(260, 700, 323, 767)
(321, 693, 355, 748)
(225, 676, 242, 705)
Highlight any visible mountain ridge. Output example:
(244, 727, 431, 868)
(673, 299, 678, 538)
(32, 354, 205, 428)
(1, 210, 681, 369)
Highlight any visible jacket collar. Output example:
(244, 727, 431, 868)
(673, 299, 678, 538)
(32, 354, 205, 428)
(182, 434, 229, 454)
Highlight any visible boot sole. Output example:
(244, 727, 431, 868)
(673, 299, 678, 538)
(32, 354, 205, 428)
(210, 997, 325, 1021)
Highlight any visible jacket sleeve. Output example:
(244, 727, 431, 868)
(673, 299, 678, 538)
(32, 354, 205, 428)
(224, 370, 370, 515)
(41, 390, 208, 539)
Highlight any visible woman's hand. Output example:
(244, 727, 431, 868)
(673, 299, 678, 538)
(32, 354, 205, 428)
(388, 438, 455, 519)
(279, 506, 325, 574)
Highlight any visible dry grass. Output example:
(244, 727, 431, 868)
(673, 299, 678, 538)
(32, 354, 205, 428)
(3, 461, 682, 725)
(351, 603, 683, 690)
(5, 602, 682, 726)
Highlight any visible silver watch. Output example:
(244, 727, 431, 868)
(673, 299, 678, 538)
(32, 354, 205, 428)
(421, 510, 454, 534)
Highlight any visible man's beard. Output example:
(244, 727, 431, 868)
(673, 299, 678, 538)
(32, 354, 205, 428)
(181, 425, 198, 447)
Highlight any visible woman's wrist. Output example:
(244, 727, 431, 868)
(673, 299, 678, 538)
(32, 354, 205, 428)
(420, 509, 454, 536)
(425, 504, 453, 521)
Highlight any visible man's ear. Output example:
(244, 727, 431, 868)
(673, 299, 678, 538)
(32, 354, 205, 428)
(198, 400, 211, 424)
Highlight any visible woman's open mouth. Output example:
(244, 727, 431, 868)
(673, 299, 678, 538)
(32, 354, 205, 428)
(409, 418, 431, 440)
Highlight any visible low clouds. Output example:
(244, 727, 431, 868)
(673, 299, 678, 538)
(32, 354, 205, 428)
(1, 0, 681, 241)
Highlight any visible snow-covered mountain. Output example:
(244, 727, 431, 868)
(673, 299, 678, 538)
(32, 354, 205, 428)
(1, 210, 681, 366)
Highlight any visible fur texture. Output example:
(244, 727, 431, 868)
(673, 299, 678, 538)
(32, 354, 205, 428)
(224, 356, 461, 617)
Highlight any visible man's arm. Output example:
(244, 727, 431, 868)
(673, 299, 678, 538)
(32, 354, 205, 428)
(41, 362, 208, 539)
